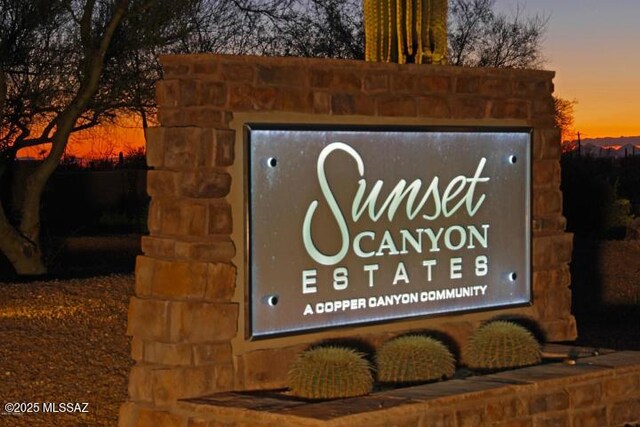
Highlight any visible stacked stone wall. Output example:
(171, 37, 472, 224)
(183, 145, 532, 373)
(121, 54, 576, 426)
(124, 351, 640, 427)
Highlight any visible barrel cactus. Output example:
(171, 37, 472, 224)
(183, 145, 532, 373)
(376, 335, 455, 384)
(464, 321, 542, 370)
(287, 346, 374, 399)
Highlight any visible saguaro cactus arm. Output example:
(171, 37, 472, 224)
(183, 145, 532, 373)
(364, 0, 448, 65)
(429, 0, 448, 64)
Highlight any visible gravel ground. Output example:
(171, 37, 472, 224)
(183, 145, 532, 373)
(0, 238, 638, 426)
(571, 239, 640, 351)
(595, 240, 640, 306)
(0, 275, 133, 426)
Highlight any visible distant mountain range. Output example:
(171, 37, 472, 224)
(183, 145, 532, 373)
(568, 136, 640, 157)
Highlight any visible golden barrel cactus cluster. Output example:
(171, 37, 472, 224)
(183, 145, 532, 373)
(288, 322, 543, 400)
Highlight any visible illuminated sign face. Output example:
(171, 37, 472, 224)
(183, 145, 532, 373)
(246, 125, 531, 338)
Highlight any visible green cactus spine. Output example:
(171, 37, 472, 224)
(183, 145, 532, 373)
(376, 335, 455, 384)
(465, 321, 542, 370)
(287, 346, 374, 399)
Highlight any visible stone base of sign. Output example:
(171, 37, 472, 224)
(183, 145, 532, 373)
(119, 347, 640, 427)
(122, 54, 578, 426)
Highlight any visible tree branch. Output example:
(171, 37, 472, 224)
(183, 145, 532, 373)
(0, 68, 6, 126)
(80, 0, 97, 56)
(19, 0, 131, 240)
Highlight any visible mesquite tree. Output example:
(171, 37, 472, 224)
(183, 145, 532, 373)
(448, 0, 547, 68)
(274, 0, 364, 59)
(1, 0, 134, 274)
(0, 0, 211, 275)
(554, 96, 577, 144)
(0, 0, 294, 275)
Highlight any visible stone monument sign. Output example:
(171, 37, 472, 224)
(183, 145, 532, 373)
(120, 53, 576, 425)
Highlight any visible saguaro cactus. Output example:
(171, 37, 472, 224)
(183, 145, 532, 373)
(364, 0, 448, 64)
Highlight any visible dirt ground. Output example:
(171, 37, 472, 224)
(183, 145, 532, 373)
(0, 236, 638, 426)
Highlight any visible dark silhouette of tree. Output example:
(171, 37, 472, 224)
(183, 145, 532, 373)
(0, 0, 292, 275)
(1, 0, 135, 274)
(274, 0, 364, 59)
(448, 0, 547, 68)
(554, 96, 577, 146)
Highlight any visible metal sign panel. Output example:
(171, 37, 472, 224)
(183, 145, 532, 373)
(246, 125, 531, 338)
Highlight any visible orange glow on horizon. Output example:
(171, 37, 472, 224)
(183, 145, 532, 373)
(18, 112, 637, 156)
(17, 115, 147, 160)
(571, 100, 640, 140)
(552, 56, 640, 141)
(67, 117, 146, 159)
(574, 123, 640, 140)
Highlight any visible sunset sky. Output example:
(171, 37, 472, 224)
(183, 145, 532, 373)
(64, 116, 146, 159)
(495, 0, 640, 139)
(40, 1, 639, 159)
